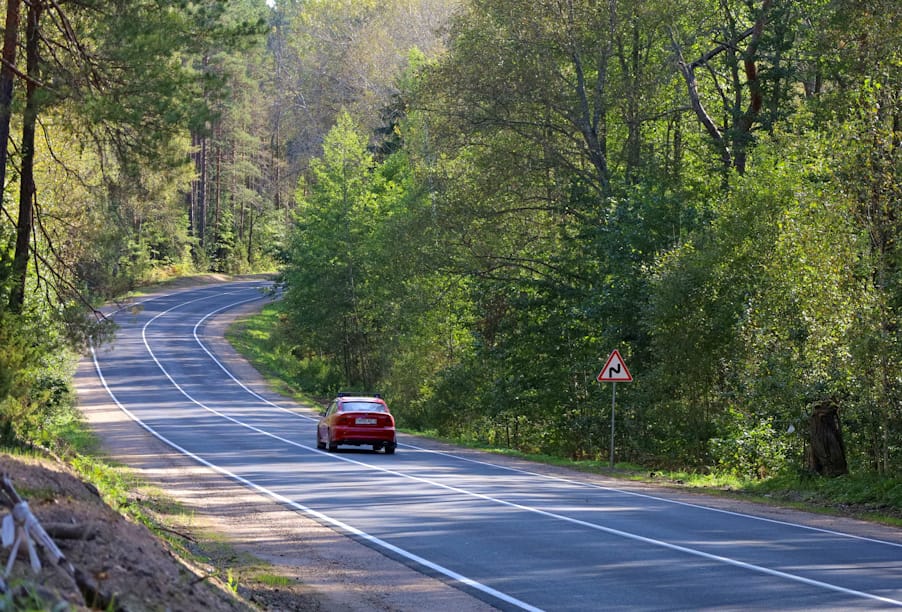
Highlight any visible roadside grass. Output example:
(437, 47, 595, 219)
(225, 307, 902, 528)
(254, 573, 294, 588)
(223, 302, 326, 406)
(742, 471, 902, 526)
(54, 411, 101, 455)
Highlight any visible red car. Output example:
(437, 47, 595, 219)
(316, 394, 397, 454)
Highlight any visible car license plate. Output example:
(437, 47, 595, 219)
(356, 418, 377, 425)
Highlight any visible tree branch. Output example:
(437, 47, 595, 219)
(691, 26, 755, 69)
(671, 30, 732, 168)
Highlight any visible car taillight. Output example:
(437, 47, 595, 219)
(338, 413, 394, 426)
(369, 413, 391, 426)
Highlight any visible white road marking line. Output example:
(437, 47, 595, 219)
(191, 288, 902, 552)
(98, 284, 902, 608)
(94, 286, 542, 612)
(191, 295, 319, 420)
(400, 444, 902, 550)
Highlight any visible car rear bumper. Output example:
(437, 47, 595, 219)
(332, 427, 396, 445)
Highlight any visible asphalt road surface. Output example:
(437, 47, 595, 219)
(87, 280, 902, 611)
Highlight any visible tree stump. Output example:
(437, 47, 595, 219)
(807, 399, 848, 477)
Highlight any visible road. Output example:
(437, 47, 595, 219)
(84, 280, 902, 611)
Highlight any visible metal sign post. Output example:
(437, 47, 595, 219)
(597, 350, 633, 469)
(610, 382, 616, 468)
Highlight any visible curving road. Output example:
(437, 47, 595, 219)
(84, 280, 902, 611)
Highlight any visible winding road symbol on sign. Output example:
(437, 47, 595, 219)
(597, 350, 632, 383)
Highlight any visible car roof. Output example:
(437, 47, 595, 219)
(337, 395, 385, 403)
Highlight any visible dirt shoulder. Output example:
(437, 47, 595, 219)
(73, 293, 498, 612)
(1, 452, 253, 611)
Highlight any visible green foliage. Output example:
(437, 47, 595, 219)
(280, 112, 446, 392)
(708, 409, 792, 479)
(4, 0, 900, 484)
(197, 6, 281, 274)
(76, 166, 197, 298)
(261, 0, 902, 482)
(280, 112, 379, 387)
(274, 0, 456, 165)
(0, 300, 84, 450)
(640, 132, 872, 468)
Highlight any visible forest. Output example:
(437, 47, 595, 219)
(0, 0, 899, 480)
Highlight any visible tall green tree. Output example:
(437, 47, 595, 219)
(406, 0, 701, 455)
(200, 2, 278, 272)
(6, 0, 249, 311)
(821, 0, 902, 473)
(282, 112, 385, 388)
(0, 0, 21, 219)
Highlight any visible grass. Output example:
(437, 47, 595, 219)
(254, 573, 294, 588)
(742, 472, 902, 526)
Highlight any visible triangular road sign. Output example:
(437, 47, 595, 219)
(597, 349, 632, 382)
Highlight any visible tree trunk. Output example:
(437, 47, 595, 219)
(246, 210, 255, 266)
(187, 129, 208, 261)
(621, 18, 642, 184)
(188, 131, 199, 254)
(8, 2, 42, 313)
(0, 0, 22, 216)
(807, 399, 848, 477)
(198, 133, 207, 248)
(214, 128, 221, 239)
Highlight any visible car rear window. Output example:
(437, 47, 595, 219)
(340, 401, 387, 413)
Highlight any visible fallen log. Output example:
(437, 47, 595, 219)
(44, 522, 98, 541)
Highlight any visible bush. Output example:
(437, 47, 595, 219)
(709, 411, 792, 479)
